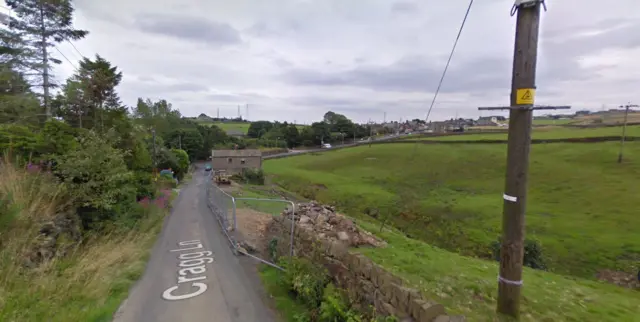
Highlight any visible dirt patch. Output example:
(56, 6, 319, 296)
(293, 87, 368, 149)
(282, 201, 386, 248)
(596, 270, 640, 289)
(234, 208, 273, 254)
(312, 183, 327, 190)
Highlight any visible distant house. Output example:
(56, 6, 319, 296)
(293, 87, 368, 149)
(477, 116, 500, 126)
(211, 149, 262, 175)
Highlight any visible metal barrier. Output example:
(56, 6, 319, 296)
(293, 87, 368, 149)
(205, 173, 296, 270)
(205, 172, 237, 252)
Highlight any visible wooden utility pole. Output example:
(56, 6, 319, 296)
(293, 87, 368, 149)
(478, 0, 570, 318)
(618, 103, 638, 163)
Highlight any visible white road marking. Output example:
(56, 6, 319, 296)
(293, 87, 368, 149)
(162, 240, 214, 301)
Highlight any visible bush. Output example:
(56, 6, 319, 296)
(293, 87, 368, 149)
(240, 168, 265, 185)
(490, 237, 547, 270)
(319, 284, 362, 322)
(53, 131, 135, 230)
(171, 148, 189, 180)
(157, 176, 177, 189)
(133, 171, 155, 200)
(279, 257, 329, 308)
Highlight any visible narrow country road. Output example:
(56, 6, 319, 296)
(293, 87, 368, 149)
(113, 168, 277, 322)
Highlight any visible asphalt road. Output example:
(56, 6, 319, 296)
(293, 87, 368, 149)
(113, 169, 276, 322)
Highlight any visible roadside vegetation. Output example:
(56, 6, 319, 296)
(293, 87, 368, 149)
(356, 219, 640, 321)
(0, 0, 234, 319)
(230, 172, 640, 321)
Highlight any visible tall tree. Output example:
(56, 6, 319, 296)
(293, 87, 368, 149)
(76, 54, 122, 130)
(6, 0, 88, 118)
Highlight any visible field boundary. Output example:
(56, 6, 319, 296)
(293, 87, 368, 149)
(379, 135, 640, 145)
(263, 136, 640, 161)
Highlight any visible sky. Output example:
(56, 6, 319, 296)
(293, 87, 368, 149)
(2, 0, 640, 123)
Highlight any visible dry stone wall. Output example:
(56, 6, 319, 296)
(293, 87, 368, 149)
(267, 202, 465, 322)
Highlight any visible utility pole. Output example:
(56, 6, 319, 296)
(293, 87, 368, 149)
(368, 119, 373, 148)
(178, 134, 182, 150)
(478, 1, 570, 318)
(152, 128, 157, 174)
(217, 107, 220, 119)
(237, 105, 240, 119)
(383, 112, 386, 123)
(246, 104, 249, 121)
(618, 103, 638, 163)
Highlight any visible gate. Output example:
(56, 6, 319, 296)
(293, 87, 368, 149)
(206, 173, 296, 270)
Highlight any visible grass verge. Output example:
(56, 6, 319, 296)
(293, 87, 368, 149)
(355, 219, 640, 322)
(0, 164, 173, 321)
(258, 265, 310, 322)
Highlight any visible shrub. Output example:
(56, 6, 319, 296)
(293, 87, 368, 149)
(319, 284, 362, 322)
(133, 171, 155, 200)
(53, 131, 135, 230)
(240, 168, 265, 185)
(171, 148, 189, 180)
(278, 257, 330, 308)
(490, 237, 547, 270)
(157, 176, 177, 189)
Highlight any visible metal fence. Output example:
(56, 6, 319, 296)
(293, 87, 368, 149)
(205, 172, 237, 251)
(205, 172, 296, 270)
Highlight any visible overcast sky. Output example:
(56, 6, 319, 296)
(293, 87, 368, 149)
(2, 0, 639, 123)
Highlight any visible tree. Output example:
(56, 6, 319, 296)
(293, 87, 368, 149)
(6, 0, 88, 117)
(282, 124, 300, 148)
(247, 121, 273, 138)
(76, 54, 123, 130)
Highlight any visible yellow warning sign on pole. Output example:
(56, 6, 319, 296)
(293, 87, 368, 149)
(516, 88, 535, 105)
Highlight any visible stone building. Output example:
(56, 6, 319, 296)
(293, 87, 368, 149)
(211, 149, 262, 175)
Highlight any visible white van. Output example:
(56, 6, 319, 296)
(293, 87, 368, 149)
(322, 143, 332, 149)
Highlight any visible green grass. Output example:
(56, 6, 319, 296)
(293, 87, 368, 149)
(258, 265, 310, 322)
(410, 125, 640, 141)
(355, 219, 640, 322)
(212, 122, 251, 134)
(232, 185, 291, 215)
(263, 142, 640, 279)
(532, 118, 576, 125)
(196, 120, 308, 135)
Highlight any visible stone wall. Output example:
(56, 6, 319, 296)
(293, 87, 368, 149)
(267, 215, 465, 322)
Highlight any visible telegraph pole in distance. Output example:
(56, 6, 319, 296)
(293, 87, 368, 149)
(478, 0, 570, 318)
(618, 102, 638, 163)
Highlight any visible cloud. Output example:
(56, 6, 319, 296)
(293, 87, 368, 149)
(133, 13, 241, 46)
(391, 1, 418, 13)
(38, 0, 640, 123)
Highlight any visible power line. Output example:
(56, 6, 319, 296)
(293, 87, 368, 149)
(53, 46, 77, 70)
(67, 40, 84, 58)
(424, 0, 475, 122)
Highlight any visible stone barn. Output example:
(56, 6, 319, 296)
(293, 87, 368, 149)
(211, 149, 262, 175)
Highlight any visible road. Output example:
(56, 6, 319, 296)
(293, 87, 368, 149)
(113, 168, 276, 322)
(264, 133, 405, 160)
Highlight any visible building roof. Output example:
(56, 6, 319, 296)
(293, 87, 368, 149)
(212, 149, 262, 157)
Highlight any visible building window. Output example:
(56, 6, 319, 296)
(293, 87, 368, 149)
(241, 158, 246, 165)
(227, 158, 232, 163)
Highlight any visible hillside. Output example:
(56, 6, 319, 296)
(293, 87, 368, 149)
(263, 140, 640, 279)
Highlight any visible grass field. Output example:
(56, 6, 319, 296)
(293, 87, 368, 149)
(263, 142, 640, 279)
(356, 219, 640, 321)
(532, 118, 576, 125)
(409, 125, 640, 141)
(197, 120, 308, 135)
